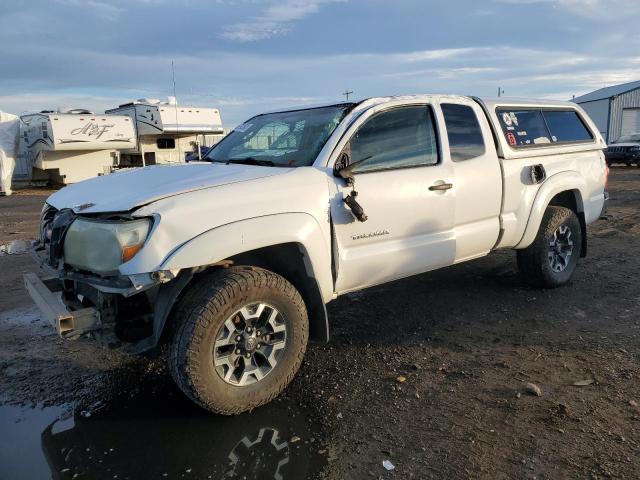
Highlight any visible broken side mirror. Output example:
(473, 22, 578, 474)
(333, 151, 355, 184)
(333, 147, 367, 222)
(343, 191, 367, 222)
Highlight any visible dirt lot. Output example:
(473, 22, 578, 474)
(1, 170, 639, 479)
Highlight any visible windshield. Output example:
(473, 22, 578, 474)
(615, 134, 640, 143)
(204, 104, 355, 167)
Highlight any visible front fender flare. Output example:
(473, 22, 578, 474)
(516, 172, 586, 249)
(160, 213, 334, 303)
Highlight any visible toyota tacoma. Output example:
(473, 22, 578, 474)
(25, 95, 608, 414)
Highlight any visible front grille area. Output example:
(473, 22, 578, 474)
(40, 203, 57, 245)
(47, 209, 76, 268)
(39, 205, 77, 268)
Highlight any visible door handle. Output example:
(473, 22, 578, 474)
(429, 182, 453, 191)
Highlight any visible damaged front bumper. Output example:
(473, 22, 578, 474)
(24, 241, 193, 353)
(23, 272, 100, 339)
(24, 242, 119, 342)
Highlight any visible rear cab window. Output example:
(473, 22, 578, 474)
(496, 108, 593, 148)
(441, 103, 485, 161)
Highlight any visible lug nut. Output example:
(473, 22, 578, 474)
(256, 330, 261, 336)
(246, 327, 252, 333)
(245, 353, 251, 358)
(257, 343, 261, 348)
(236, 335, 242, 342)
(235, 349, 241, 354)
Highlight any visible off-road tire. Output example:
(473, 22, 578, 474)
(517, 206, 582, 288)
(169, 266, 308, 415)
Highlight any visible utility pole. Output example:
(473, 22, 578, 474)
(343, 90, 354, 102)
(497, 87, 504, 97)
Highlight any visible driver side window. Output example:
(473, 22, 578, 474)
(350, 105, 439, 173)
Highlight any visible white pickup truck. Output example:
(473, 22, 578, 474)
(25, 95, 607, 414)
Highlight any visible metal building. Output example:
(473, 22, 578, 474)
(573, 80, 640, 143)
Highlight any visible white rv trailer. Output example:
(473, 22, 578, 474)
(105, 97, 226, 167)
(20, 112, 136, 184)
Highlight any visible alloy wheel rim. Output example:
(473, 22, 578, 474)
(548, 225, 574, 273)
(213, 302, 287, 386)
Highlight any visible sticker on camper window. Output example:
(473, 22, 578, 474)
(234, 123, 253, 133)
(507, 132, 517, 146)
(510, 112, 519, 126)
(502, 112, 513, 126)
(517, 131, 528, 136)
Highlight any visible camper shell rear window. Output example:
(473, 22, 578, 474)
(496, 108, 593, 148)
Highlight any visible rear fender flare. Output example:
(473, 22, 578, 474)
(516, 172, 586, 249)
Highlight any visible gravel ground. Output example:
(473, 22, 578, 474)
(1, 169, 639, 479)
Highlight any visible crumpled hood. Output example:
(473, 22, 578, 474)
(47, 163, 291, 213)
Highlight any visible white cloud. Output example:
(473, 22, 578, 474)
(54, 0, 124, 21)
(1, 42, 638, 125)
(0, 93, 129, 116)
(395, 48, 476, 63)
(530, 70, 640, 89)
(221, 0, 345, 42)
(493, 0, 640, 18)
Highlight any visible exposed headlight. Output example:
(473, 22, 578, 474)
(63, 217, 152, 275)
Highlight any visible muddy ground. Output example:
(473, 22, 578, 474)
(1, 170, 639, 479)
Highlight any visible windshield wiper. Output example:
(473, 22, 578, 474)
(226, 157, 276, 167)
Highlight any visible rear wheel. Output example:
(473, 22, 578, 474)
(517, 206, 582, 288)
(169, 266, 308, 414)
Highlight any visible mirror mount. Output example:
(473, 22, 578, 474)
(333, 151, 354, 184)
(333, 148, 367, 222)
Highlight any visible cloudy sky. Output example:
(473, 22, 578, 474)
(1, 0, 639, 126)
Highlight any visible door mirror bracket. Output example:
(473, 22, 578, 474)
(333, 151, 354, 184)
(334, 149, 367, 222)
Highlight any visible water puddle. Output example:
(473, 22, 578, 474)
(0, 404, 73, 479)
(0, 394, 326, 479)
(0, 239, 29, 255)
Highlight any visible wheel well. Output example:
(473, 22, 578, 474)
(221, 243, 329, 343)
(155, 243, 329, 350)
(548, 190, 587, 257)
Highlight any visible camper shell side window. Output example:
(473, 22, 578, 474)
(496, 108, 594, 148)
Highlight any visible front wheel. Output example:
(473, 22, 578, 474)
(169, 266, 309, 415)
(517, 206, 582, 288)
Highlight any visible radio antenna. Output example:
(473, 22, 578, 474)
(171, 60, 178, 101)
(171, 60, 182, 162)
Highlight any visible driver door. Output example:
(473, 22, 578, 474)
(330, 104, 456, 294)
